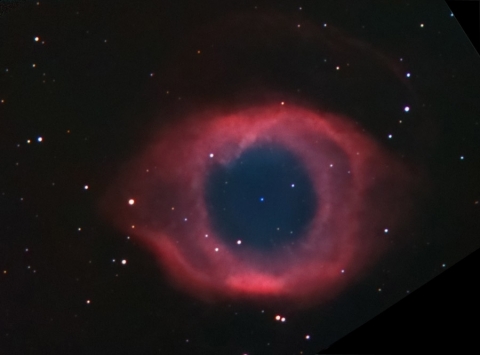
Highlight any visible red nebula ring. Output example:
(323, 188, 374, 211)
(100, 102, 415, 308)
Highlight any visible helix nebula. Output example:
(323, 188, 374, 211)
(100, 103, 419, 308)
(99, 12, 425, 309)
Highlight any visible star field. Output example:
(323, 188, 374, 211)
(0, 1, 480, 354)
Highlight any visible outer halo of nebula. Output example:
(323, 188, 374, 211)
(98, 9, 432, 309)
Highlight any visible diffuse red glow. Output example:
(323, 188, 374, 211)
(100, 102, 415, 308)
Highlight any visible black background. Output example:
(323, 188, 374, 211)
(0, 1, 479, 354)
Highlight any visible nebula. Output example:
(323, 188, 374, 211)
(99, 10, 426, 309)
(99, 102, 416, 308)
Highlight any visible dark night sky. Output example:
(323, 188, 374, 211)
(1, 1, 480, 354)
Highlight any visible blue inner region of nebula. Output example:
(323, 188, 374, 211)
(204, 144, 318, 252)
